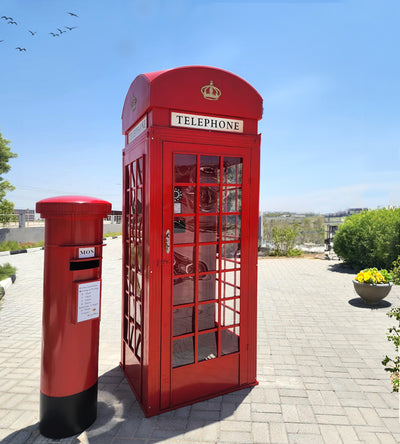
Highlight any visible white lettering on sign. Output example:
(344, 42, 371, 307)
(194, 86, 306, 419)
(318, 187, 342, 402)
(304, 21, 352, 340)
(77, 280, 100, 323)
(79, 247, 95, 259)
(128, 115, 147, 143)
(171, 112, 243, 133)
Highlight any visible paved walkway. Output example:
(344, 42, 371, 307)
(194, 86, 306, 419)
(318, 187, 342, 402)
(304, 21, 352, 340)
(0, 238, 399, 443)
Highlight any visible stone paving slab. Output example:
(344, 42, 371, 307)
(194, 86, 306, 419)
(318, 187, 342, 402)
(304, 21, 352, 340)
(0, 238, 399, 443)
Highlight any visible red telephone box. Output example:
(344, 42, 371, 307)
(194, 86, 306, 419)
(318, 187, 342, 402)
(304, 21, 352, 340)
(121, 66, 262, 416)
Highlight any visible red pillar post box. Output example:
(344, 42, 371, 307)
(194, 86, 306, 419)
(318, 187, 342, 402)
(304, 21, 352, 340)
(36, 195, 111, 439)
(121, 66, 262, 416)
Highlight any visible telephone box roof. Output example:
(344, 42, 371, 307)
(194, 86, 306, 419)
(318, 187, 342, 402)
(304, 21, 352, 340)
(122, 65, 263, 134)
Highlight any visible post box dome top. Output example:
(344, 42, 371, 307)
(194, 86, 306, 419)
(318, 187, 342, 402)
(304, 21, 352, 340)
(122, 65, 263, 134)
(36, 195, 112, 217)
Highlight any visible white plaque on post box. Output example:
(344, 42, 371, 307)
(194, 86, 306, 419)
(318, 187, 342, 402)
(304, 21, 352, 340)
(79, 247, 95, 258)
(77, 280, 100, 323)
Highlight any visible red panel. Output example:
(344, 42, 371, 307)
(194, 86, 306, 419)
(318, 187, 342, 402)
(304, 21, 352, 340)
(123, 343, 141, 396)
(171, 354, 239, 406)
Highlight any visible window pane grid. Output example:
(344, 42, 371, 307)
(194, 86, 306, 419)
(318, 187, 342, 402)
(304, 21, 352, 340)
(172, 154, 242, 368)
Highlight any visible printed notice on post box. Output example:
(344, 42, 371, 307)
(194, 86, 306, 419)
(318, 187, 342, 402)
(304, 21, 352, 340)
(77, 280, 100, 323)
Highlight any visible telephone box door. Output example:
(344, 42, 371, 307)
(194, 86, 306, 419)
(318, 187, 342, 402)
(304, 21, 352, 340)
(160, 141, 252, 409)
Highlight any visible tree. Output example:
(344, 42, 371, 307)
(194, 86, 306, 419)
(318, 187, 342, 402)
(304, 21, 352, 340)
(0, 129, 17, 223)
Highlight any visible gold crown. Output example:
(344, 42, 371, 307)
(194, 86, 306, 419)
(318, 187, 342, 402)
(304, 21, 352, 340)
(201, 81, 221, 101)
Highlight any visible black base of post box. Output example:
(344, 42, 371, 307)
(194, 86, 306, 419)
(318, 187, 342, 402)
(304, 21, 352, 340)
(39, 381, 98, 439)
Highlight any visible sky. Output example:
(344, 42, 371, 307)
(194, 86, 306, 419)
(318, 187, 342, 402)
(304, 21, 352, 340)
(0, 0, 399, 214)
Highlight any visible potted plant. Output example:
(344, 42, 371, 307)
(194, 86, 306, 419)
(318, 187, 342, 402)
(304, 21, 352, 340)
(353, 267, 393, 305)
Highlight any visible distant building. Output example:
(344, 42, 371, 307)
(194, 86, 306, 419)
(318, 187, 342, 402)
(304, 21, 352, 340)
(13, 208, 35, 222)
(324, 208, 368, 252)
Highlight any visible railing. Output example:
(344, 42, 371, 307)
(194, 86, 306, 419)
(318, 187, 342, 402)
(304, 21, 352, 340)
(0, 213, 122, 228)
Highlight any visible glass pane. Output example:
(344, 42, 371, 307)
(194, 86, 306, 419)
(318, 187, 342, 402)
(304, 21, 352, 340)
(198, 332, 218, 362)
(137, 244, 143, 271)
(199, 244, 217, 272)
(130, 161, 136, 188)
(198, 273, 217, 302)
(220, 243, 240, 270)
(174, 186, 196, 214)
(222, 187, 242, 213)
(136, 330, 142, 359)
(198, 303, 217, 331)
(136, 188, 143, 214)
(129, 296, 135, 321)
(199, 215, 218, 243)
(221, 299, 240, 327)
(129, 268, 135, 294)
(222, 215, 241, 241)
(173, 246, 195, 276)
(129, 323, 134, 349)
(173, 337, 195, 368)
(137, 216, 143, 242)
(136, 272, 142, 298)
(174, 216, 195, 244)
(200, 156, 220, 184)
(173, 276, 195, 305)
(136, 300, 141, 326)
(221, 327, 239, 356)
(175, 154, 196, 183)
(173, 307, 194, 336)
(137, 157, 143, 185)
(199, 186, 219, 213)
(223, 157, 242, 184)
(130, 189, 136, 214)
(130, 243, 136, 268)
(221, 271, 241, 299)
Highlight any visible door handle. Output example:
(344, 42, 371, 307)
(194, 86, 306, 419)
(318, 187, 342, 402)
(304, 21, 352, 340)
(165, 229, 171, 254)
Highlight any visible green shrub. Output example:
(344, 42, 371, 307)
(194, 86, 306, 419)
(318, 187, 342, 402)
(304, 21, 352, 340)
(0, 240, 44, 251)
(271, 224, 300, 256)
(333, 209, 400, 269)
(0, 241, 20, 252)
(382, 307, 400, 392)
(391, 256, 400, 285)
(0, 262, 16, 281)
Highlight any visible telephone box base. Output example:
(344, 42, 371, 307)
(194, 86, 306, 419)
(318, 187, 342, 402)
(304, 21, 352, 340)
(39, 382, 98, 439)
(120, 360, 258, 417)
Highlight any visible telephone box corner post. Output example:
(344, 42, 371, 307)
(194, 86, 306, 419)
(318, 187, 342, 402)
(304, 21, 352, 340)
(36, 195, 111, 439)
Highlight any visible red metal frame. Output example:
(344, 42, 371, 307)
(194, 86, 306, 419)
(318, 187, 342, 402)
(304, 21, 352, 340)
(121, 66, 262, 416)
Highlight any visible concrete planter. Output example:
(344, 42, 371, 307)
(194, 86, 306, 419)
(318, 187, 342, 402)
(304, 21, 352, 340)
(352, 280, 393, 305)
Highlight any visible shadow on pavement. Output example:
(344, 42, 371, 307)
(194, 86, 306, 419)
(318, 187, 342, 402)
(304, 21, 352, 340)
(328, 263, 355, 274)
(3, 366, 252, 443)
(348, 297, 392, 310)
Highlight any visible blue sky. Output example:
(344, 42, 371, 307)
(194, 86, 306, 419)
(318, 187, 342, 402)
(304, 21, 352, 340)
(0, 0, 399, 214)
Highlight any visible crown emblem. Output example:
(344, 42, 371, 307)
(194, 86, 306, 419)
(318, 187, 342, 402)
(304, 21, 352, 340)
(131, 94, 137, 111)
(201, 81, 221, 101)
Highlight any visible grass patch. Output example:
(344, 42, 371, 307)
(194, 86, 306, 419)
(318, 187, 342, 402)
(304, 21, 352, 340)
(103, 232, 122, 238)
(0, 240, 44, 251)
(0, 263, 16, 281)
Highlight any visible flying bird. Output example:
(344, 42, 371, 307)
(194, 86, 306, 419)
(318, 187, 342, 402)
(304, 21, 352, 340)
(67, 12, 79, 17)
(28, 30, 36, 35)
(65, 26, 77, 31)
(16, 47, 26, 51)
(8, 21, 17, 25)
(57, 28, 66, 34)
(49, 32, 59, 37)
(1, 16, 12, 20)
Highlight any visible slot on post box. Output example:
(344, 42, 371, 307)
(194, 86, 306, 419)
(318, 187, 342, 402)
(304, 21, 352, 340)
(70, 259, 100, 271)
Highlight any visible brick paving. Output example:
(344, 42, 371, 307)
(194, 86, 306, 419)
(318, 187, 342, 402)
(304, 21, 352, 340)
(0, 238, 399, 443)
